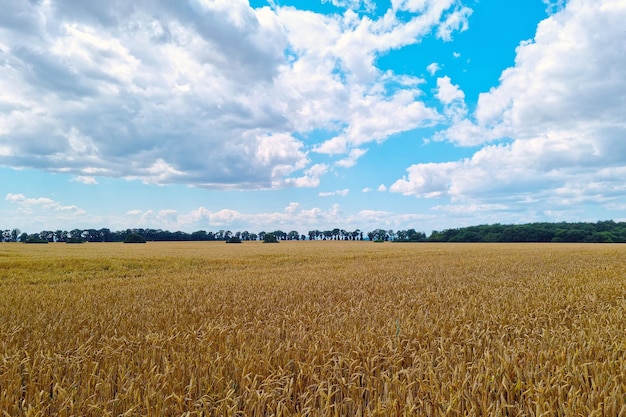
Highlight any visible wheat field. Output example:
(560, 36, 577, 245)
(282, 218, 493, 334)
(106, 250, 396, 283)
(0, 241, 625, 416)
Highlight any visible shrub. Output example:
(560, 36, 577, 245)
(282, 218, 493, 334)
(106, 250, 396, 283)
(226, 237, 242, 244)
(66, 237, 86, 244)
(24, 236, 49, 244)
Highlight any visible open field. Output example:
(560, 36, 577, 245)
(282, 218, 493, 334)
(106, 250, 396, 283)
(1, 241, 626, 416)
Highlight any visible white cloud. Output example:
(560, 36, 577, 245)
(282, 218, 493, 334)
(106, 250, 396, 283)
(403, 0, 626, 210)
(436, 5, 472, 41)
(6, 193, 85, 215)
(542, 0, 567, 14)
(444, 0, 626, 147)
(426, 62, 440, 76)
(72, 176, 98, 185)
(314, 89, 439, 154)
(0, 191, 480, 234)
(322, 0, 376, 12)
(435, 76, 467, 122)
(319, 189, 350, 197)
(282, 163, 329, 188)
(335, 148, 367, 168)
(171, 203, 350, 231)
(0, 0, 470, 189)
(377, 184, 387, 192)
(435, 76, 464, 104)
(390, 162, 458, 198)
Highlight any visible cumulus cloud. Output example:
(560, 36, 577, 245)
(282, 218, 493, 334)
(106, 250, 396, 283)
(6, 193, 85, 214)
(435, 76, 464, 104)
(322, 0, 376, 12)
(281, 163, 329, 188)
(435, 76, 467, 122)
(2, 190, 437, 233)
(426, 62, 441, 76)
(394, 0, 626, 212)
(124, 202, 346, 231)
(542, 0, 567, 14)
(0, 0, 470, 190)
(436, 4, 472, 41)
(335, 148, 368, 168)
(314, 90, 439, 154)
(72, 176, 98, 185)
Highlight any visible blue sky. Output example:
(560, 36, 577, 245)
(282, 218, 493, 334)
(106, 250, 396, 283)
(1, 0, 625, 235)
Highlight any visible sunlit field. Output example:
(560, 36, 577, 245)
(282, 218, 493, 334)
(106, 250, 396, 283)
(1, 241, 625, 416)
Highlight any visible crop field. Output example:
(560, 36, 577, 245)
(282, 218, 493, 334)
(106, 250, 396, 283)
(1, 241, 626, 416)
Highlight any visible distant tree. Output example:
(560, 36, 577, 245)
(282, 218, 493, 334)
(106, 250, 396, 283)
(272, 230, 286, 241)
(19, 232, 28, 243)
(25, 234, 48, 244)
(191, 230, 208, 241)
(124, 233, 147, 243)
(263, 233, 279, 243)
(40, 230, 55, 242)
(55, 230, 68, 242)
(371, 229, 388, 241)
(98, 228, 112, 242)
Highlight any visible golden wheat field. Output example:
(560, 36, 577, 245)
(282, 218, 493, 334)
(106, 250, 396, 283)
(1, 241, 625, 416)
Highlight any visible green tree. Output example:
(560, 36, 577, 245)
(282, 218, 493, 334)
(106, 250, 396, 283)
(263, 233, 279, 243)
(124, 233, 147, 243)
(55, 230, 68, 242)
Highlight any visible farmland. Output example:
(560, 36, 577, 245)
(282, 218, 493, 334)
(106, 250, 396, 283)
(1, 242, 625, 416)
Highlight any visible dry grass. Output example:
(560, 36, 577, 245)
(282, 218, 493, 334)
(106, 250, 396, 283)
(1, 241, 625, 416)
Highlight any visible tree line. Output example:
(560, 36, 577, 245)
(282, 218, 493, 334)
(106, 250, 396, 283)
(2, 220, 626, 243)
(0, 227, 425, 243)
(428, 221, 626, 243)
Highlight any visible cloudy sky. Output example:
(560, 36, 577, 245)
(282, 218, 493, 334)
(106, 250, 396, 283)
(1, 0, 625, 235)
